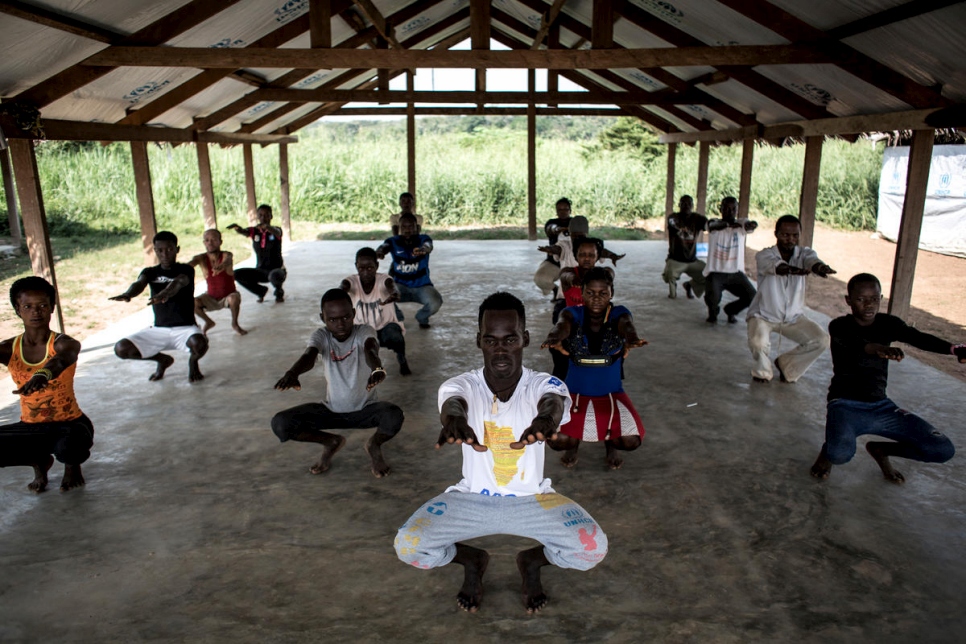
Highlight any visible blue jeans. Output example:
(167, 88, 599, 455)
(824, 398, 954, 465)
(395, 492, 607, 571)
(395, 283, 443, 326)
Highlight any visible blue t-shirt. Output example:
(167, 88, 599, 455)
(384, 234, 433, 288)
(563, 304, 631, 397)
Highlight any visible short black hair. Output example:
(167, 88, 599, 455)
(399, 192, 414, 200)
(10, 276, 56, 310)
(574, 237, 600, 255)
(320, 288, 352, 311)
(153, 231, 178, 245)
(355, 247, 378, 262)
(556, 197, 572, 208)
(257, 204, 273, 214)
(582, 266, 615, 291)
(478, 291, 525, 330)
(775, 214, 801, 232)
(398, 212, 417, 225)
(847, 273, 881, 296)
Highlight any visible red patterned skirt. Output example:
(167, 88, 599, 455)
(559, 391, 645, 442)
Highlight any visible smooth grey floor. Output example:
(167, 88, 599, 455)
(0, 240, 963, 643)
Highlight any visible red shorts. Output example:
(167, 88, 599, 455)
(559, 391, 644, 443)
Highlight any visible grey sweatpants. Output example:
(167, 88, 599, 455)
(395, 491, 607, 571)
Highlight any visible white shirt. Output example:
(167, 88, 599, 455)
(557, 237, 577, 269)
(703, 220, 750, 275)
(437, 368, 570, 497)
(747, 245, 822, 324)
(307, 325, 378, 413)
(344, 273, 404, 334)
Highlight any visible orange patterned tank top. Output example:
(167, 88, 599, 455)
(9, 332, 82, 423)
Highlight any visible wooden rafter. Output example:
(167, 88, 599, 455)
(251, 88, 708, 105)
(592, 0, 614, 49)
(713, 0, 950, 109)
(13, 0, 246, 108)
(351, 0, 402, 48)
(310, 0, 333, 49)
(530, 0, 568, 50)
(0, 0, 119, 43)
(329, 107, 623, 116)
(84, 44, 839, 69)
(826, 0, 962, 40)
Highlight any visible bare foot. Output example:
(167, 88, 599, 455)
(455, 546, 489, 612)
(149, 354, 175, 381)
(28, 454, 54, 493)
(232, 324, 248, 336)
(60, 464, 85, 491)
(810, 450, 832, 480)
(188, 358, 205, 383)
(517, 548, 549, 614)
(560, 447, 579, 468)
(752, 376, 769, 384)
(365, 436, 391, 478)
(605, 442, 624, 470)
(866, 443, 905, 484)
(309, 435, 346, 474)
(202, 319, 216, 335)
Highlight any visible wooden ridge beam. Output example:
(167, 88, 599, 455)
(13, 0, 246, 108)
(0, 0, 120, 43)
(329, 107, 624, 115)
(250, 88, 708, 105)
(81, 44, 841, 69)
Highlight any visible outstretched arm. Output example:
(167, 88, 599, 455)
(600, 246, 625, 265)
(364, 336, 386, 391)
(109, 273, 150, 302)
(14, 334, 81, 396)
(511, 393, 566, 449)
(743, 220, 759, 232)
(437, 396, 487, 452)
(225, 223, 250, 237)
(617, 313, 648, 353)
(542, 308, 575, 351)
(147, 274, 190, 305)
(375, 242, 391, 259)
(379, 277, 400, 305)
(274, 346, 320, 390)
(537, 244, 562, 256)
(412, 239, 433, 257)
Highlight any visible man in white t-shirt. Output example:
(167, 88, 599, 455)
(271, 289, 403, 478)
(394, 292, 608, 614)
(341, 247, 410, 375)
(703, 196, 758, 324)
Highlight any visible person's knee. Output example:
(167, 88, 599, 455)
(923, 433, 955, 463)
(228, 292, 241, 306)
(193, 297, 205, 312)
(114, 339, 140, 360)
(548, 435, 577, 451)
(817, 330, 831, 350)
(618, 435, 641, 451)
(429, 288, 443, 309)
(187, 334, 208, 357)
(825, 441, 856, 465)
(378, 405, 405, 437)
(559, 525, 608, 571)
(271, 413, 292, 442)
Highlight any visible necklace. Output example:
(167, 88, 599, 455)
(484, 375, 519, 414)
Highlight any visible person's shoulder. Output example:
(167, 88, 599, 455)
(419, 233, 433, 242)
(522, 368, 568, 394)
(53, 332, 81, 351)
(354, 324, 377, 340)
(439, 369, 482, 397)
(611, 303, 632, 317)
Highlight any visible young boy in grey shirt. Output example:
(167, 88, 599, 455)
(271, 289, 403, 478)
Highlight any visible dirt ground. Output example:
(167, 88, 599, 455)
(1, 220, 963, 382)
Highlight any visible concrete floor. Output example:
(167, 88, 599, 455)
(0, 240, 964, 643)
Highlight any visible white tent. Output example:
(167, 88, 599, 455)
(878, 144, 966, 258)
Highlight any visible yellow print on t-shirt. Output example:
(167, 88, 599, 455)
(483, 421, 523, 487)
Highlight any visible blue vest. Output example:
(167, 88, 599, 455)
(385, 234, 432, 288)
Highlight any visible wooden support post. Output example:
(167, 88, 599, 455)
(888, 129, 934, 319)
(243, 143, 257, 224)
(279, 143, 292, 241)
(407, 70, 416, 196)
(664, 142, 677, 228)
(798, 135, 823, 248)
(196, 141, 217, 230)
(8, 139, 63, 332)
(527, 70, 537, 241)
(547, 23, 559, 107)
(470, 0, 490, 112)
(309, 0, 332, 49)
(1, 146, 23, 247)
(130, 141, 158, 266)
(592, 0, 614, 49)
(738, 138, 755, 219)
(695, 140, 710, 215)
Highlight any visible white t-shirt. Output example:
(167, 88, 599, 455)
(437, 367, 570, 497)
(747, 245, 822, 324)
(704, 221, 750, 275)
(344, 273, 404, 334)
(557, 237, 577, 269)
(307, 324, 378, 413)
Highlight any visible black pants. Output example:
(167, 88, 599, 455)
(0, 414, 94, 466)
(271, 402, 404, 442)
(705, 271, 756, 319)
(234, 267, 287, 299)
(378, 323, 407, 365)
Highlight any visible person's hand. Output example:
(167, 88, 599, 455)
(510, 415, 557, 449)
(376, 250, 386, 260)
(622, 334, 648, 356)
(436, 416, 487, 452)
(367, 368, 386, 391)
(537, 245, 553, 253)
(411, 247, 426, 257)
(146, 295, 167, 306)
(610, 253, 626, 265)
(227, 223, 240, 230)
(746, 221, 759, 231)
(813, 263, 837, 278)
(378, 291, 400, 305)
(13, 374, 50, 396)
(109, 294, 131, 302)
(874, 346, 904, 361)
(541, 329, 563, 351)
(954, 346, 966, 363)
(274, 371, 301, 390)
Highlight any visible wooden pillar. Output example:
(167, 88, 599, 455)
(243, 143, 257, 224)
(407, 70, 416, 195)
(8, 139, 63, 332)
(888, 129, 934, 319)
(664, 142, 677, 228)
(470, 0, 490, 113)
(738, 138, 755, 219)
(279, 143, 292, 241)
(130, 141, 158, 266)
(547, 24, 559, 108)
(798, 136, 824, 249)
(695, 140, 710, 215)
(1, 146, 22, 247)
(196, 142, 217, 230)
(527, 70, 537, 241)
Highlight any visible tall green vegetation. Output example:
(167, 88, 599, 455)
(0, 116, 883, 237)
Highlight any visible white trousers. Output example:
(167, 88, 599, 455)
(747, 315, 829, 382)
